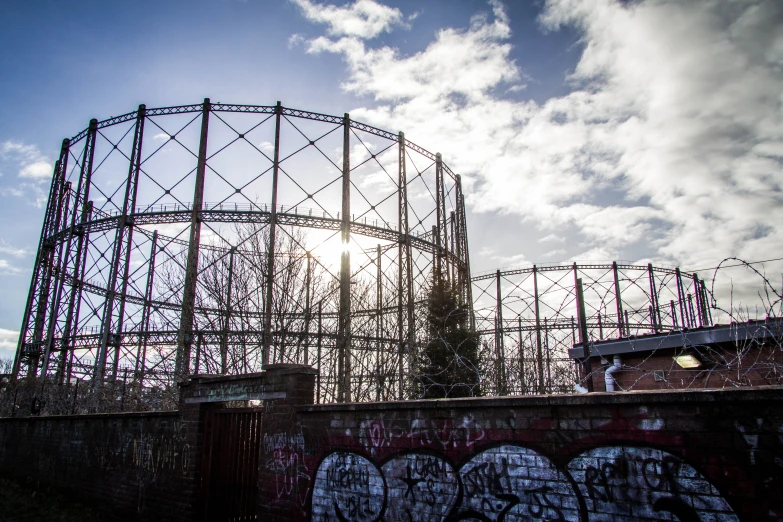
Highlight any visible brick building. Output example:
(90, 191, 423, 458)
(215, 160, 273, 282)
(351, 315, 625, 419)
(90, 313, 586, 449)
(569, 317, 783, 392)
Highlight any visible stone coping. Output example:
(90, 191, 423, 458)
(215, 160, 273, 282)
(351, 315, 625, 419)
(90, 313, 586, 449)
(299, 384, 783, 413)
(0, 410, 178, 421)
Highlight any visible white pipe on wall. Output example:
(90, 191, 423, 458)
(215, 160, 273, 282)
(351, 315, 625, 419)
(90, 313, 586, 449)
(605, 355, 622, 392)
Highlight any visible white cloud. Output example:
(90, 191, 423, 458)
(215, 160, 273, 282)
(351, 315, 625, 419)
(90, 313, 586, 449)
(0, 186, 23, 198)
(539, 233, 564, 244)
(0, 328, 18, 362)
(541, 248, 566, 259)
(306, 0, 518, 101)
(0, 240, 28, 258)
(290, 0, 408, 39)
(292, 0, 783, 314)
(0, 140, 52, 207)
(288, 33, 306, 49)
(0, 141, 40, 162)
(297, 0, 783, 272)
(18, 160, 52, 180)
(0, 259, 23, 276)
(475, 246, 529, 269)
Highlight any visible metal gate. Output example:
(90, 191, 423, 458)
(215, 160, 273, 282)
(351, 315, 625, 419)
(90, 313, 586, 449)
(202, 408, 264, 521)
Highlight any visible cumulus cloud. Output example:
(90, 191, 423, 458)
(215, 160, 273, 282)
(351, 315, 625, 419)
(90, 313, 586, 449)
(0, 259, 23, 276)
(0, 140, 52, 180)
(306, 0, 517, 101)
(0, 240, 28, 258)
(1, 141, 40, 161)
(288, 33, 306, 49)
(290, 0, 408, 39)
(297, 0, 783, 272)
(0, 328, 18, 362)
(0, 140, 53, 207)
(18, 160, 52, 180)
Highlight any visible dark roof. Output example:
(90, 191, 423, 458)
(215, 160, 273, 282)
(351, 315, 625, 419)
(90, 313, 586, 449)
(568, 317, 783, 358)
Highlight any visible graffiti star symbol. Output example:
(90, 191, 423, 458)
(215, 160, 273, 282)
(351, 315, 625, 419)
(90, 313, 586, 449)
(402, 464, 423, 501)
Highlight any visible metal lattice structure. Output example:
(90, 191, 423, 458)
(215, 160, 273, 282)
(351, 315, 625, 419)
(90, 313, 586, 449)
(471, 263, 713, 395)
(13, 100, 472, 405)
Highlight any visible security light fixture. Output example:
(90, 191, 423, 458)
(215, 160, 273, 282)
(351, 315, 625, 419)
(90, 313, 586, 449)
(673, 353, 701, 369)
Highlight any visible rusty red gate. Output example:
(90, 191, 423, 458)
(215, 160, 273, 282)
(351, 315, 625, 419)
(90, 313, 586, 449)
(201, 408, 264, 521)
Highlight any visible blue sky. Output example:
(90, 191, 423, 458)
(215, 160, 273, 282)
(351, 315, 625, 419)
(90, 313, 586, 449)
(1, 0, 782, 357)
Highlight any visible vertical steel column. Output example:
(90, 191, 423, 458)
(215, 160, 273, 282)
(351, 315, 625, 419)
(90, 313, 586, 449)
(41, 175, 71, 376)
(40, 162, 70, 377)
(517, 317, 525, 394)
(177, 99, 210, 377)
(194, 334, 202, 374)
(97, 105, 146, 383)
(494, 270, 506, 395)
(456, 176, 474, 331)
(575, 277, 593, 392)
(135, 230, 158, 386)
(688, 294, 696, 327)
(112, 106, 147, 379)
(576, 277, 589, 345)
(14, 137, 73, 377)
(647, 263, 661, 332)
(440, 164, 449, 285)
(376, 244, 382, 366)
(375, 244, 383, 400)
(624, 310, 630, 335)
(397, 131, 411, 400)
(62, 201, 93, 382)
(449, 211, 456, 286)
(431, 225, 438, 271)
(675, 267, 687, 328)
(693, 274, 704, 327)
(546, 319, 552, 394)
(612, 262, 625, 337)
(221, 248, 235, 374)
(263, 102, 282, 367)
(24, 161, 63, 375)
(337, 112, 352, 403)
(454, 208, 463, 304)
(701, 280, 712, 325)
(304, 251, 312, 366)
(532, 265, 544, 393)
(58, 121, 98, 382)
(435, 153, 444, 280)
(317, 301, 322, 403)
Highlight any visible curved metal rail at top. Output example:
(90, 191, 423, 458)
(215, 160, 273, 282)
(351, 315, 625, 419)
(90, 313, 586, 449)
(14, 100, 472, 404)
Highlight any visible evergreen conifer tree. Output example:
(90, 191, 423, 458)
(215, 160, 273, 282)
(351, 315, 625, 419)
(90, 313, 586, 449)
(416, 267, 481, 398)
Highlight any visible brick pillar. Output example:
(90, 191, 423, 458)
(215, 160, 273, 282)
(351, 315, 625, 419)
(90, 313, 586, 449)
(178, 365, 315, 522)
(257, 364, 317, 521)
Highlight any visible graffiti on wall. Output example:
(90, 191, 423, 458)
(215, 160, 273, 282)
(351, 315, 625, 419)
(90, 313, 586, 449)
(264, 430, 312, 509)
(312, 452, 385, 521)
(357, 414, 486, 457)
(311, 445, 738, 521)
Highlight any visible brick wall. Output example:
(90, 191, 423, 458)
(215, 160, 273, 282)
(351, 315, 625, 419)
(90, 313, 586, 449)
(0, 365, 315, 522)
(0, 411, 193, 521)
(2, 370, 781, 521)
(588, 347, 783, 392)
(259, 386, 783, 521)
